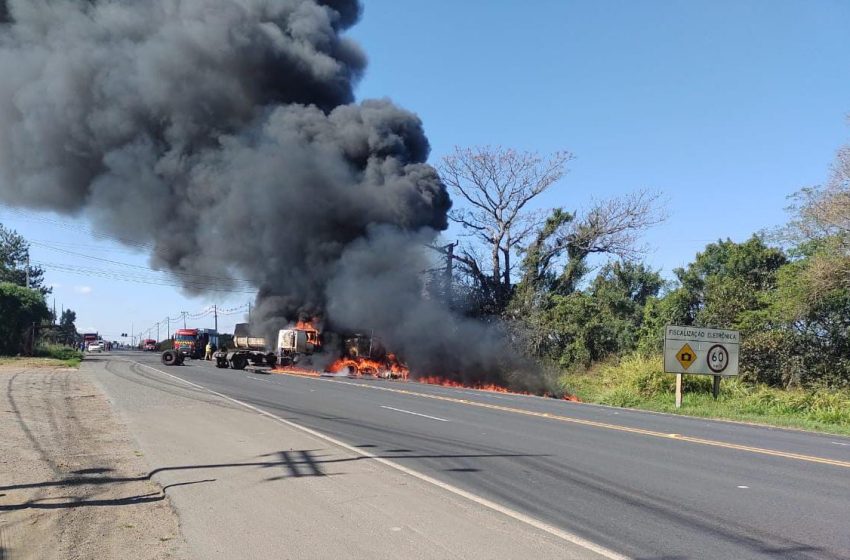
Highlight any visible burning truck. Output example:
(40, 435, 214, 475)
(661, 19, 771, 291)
(212, 322, 408, 379)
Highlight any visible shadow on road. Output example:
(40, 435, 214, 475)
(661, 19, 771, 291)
(0, 447, 542, 511)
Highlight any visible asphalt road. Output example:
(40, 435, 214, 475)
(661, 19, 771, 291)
(113, 351, 850, 559)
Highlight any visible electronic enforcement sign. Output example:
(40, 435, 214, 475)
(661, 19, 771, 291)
(663, 326, 739, 376)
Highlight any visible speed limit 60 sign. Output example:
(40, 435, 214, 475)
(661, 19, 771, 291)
(664, 326, 740, 376)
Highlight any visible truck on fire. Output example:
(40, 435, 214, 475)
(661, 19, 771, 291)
(215, 322, 320, 370)
(212, 322, 406, 378)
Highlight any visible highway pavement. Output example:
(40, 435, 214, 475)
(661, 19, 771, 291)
(98, 351, 850, 559)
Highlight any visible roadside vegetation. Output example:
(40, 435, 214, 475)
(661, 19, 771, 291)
(0, 224, 82, 366)
(35, 343, 84, 367)
(566, 354, 850, 435)
(441, 141, 850, 434)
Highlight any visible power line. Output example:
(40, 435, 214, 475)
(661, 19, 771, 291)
(30, 240, 256, 287)
(1, 207, 155, 251)
(33, 260, 258, 293)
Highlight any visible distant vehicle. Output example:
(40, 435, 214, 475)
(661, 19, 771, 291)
(143, 339, 157, 352)
(87, 342, 103, 353)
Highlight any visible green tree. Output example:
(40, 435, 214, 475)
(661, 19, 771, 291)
(0, 224, 48, 294)
(663, 236, 787, 330)
(744, 242, 850, 387)
(518, 261, 664, 368)
(0, 282, 50, 355)
(59, 308, 78, 345)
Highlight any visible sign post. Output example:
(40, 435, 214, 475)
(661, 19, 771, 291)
(664, 326, 740, 408)
(675, 373, 683, 408)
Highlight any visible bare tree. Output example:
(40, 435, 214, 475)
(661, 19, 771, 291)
(519, 190, 665, 298)
(783, 144, 850, 294)
(790, 146, 850, 248)
(439, 146, 572, 311)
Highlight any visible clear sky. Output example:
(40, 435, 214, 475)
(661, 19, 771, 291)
(1, 0, 848, 341)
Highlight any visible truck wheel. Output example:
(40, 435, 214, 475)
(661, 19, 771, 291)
(230, 355, 247, 370)
(265, 353, 278, 368)
(215, 356, 229, 369)
(161, 350, 177, 366)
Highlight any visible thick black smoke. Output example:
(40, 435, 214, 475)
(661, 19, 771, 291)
(0, 0, 549, 392)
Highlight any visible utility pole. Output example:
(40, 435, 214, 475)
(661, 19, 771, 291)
(156, 321, 160, 342)
(167, 317, 170, 341)
(247, 301, 252, 322)
(442, 241, 458, 307)
(182, 311, 187, 329)
(25, 254, 30, 289)
(214, 304, 218, 332)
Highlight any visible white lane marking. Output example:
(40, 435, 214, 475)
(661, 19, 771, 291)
(737, 485, 749, 489)
(831, 441, 850, 447)
(380, 405, 449, 422)
(246, 377, 269, 383)
(127, 359, 628, 560)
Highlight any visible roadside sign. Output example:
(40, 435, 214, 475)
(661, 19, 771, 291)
(664, 326, 740, 376)
(675, 343, 696, 370)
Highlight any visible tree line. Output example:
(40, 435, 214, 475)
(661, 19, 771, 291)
(437, 143, 850, 389)
(0, 224, 77, 355)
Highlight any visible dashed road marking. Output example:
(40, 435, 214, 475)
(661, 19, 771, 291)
(380, 405, 449, 422)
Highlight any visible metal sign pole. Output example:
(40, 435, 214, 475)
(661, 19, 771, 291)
(713, 375, 721, 400)
(675, 373, 683, 409)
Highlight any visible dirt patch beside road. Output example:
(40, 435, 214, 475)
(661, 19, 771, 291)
(0, 364, 188, 560)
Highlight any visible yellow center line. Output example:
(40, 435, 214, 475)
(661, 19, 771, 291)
(272, 371, 850, 469)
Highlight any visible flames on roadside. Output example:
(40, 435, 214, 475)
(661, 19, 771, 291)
(268, 322, 579, 401)
(415, 375, 580, 401)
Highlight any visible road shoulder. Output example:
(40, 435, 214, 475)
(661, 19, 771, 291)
(0, 362, 188, 560)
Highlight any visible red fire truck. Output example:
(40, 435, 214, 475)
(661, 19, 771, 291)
(173, 328, 218, 359)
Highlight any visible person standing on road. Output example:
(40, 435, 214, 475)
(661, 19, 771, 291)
(204, 341, 213, 361)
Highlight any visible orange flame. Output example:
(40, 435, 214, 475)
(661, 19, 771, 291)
(416, 375, 516, 393)
(294, 320, 321, 347)
(415, 375, 580, 401)
(271, 364, 322, 377)
(327, 354, 409, 379)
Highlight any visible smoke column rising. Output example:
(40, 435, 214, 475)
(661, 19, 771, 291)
(0, 0, 550, 392)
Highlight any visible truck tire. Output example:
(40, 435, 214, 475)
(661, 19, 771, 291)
(230, 354, 247, 370)
(161, 350, 178, 366)
(265, 353, 278, 368)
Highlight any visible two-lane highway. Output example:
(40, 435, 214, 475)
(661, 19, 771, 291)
(114, 352, 850, 559)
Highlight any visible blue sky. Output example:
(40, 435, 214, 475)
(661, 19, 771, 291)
(2, 0, 848, 341)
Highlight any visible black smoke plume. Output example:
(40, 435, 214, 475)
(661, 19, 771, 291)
(0, 0, 551, 393)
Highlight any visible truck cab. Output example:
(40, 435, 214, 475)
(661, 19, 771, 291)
(174, 329, 200, 358)
(277, 326, 320, 361)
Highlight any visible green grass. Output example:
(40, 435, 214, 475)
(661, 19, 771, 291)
(34, 344, 84, 368)
(563, 353, 850, 436)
